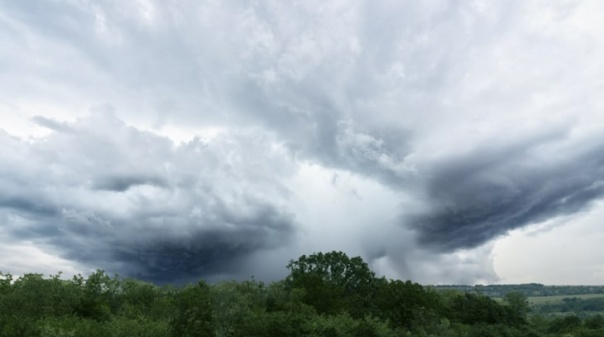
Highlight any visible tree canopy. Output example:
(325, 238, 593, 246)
(0, 252, 601, 337)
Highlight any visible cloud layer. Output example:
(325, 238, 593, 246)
(1, 113, 297, 282)
(2, 0, 604, 284)
(413, 127, 604, 251)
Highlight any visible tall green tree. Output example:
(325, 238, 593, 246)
(74, 270, 119, 321)
(285, 251, 376, 316)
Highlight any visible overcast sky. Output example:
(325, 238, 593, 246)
(2, 0, 604, 285)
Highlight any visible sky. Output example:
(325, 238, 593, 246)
(1, 0, 604, 285)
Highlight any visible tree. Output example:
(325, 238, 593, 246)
(450, 293, 524, 326)
(0, 272, 12, 295)
(307, 312, 396, 337)
(235, 280, 317, 337)
(170, 281, 214, 337)
(547, 314, 582, 334)
(503, 291, 530, 318)
(74, 270, 119, 321)
(585, 314, 604, 329)
(119, 278, 163, 319)
(374, 279, 442, 330)
(285, 251, 376, 316)
(211, 280, 266, 337)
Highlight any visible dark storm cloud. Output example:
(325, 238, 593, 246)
(0, 114, 297, 283)
(411, 131, 604, 251)
(48, 200, 294, 284)
(110, 205, 293, 284)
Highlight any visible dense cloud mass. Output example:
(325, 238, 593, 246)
(1, 0, 604, 284)
(413, 129, 604, 251)
(0, 114, 297, 282)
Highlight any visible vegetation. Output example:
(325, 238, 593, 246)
(436, 284, 604, 298)
(1, 251, 603, 336)
(437, 284, 604, 318)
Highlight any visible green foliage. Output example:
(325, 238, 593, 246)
(107, 316, 170, 337)
(450, 292, 525, 327)
(169, 281, 214, 337)
(436, 284, 604, 298)
(307, 312, 397, 337)
(547, 314, 582, 334)
(237, 307, 315, 337)
(74, 270, 120, 321)
(535, 296, 604, 315)
(0, 273, 12, 295)
(0, 272, 80, 320)
(0, 316, 41, 337)
(285, 251, 376, 317)
(1, 251, 599, 337)
(374, 279, 442, 330)
(211, 280, 262, 337)
(250, 281, 318, 337)
(584, 314, 604, 329)
(118, 278, 175, 321)
(504, 291, 531, 317)
(466, 323, 539, 337)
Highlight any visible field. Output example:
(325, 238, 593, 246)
(437, 284, 604, 317)
(528, 293, 604, 305)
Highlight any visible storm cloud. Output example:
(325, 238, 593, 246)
(2, 0, 604, 284)
(0, 114, 296, 282)
(412, 129, 604, 251)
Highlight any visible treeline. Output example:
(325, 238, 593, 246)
(1, 251, 603, 337)
(436, 284, 604, 298)
(536, 297, 604, 316)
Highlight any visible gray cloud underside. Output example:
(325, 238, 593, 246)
(0, 117, 296, 283)
(413, 130, 604, 251)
